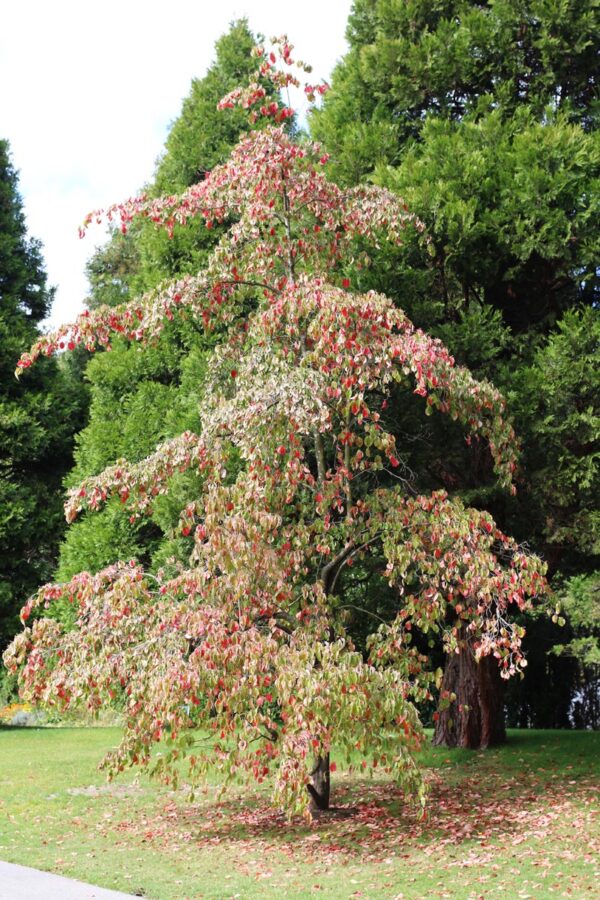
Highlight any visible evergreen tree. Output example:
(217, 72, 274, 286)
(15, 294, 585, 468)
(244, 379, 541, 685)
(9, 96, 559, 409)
(312, 0, 599, 741)
(0, 139, 87, 650)
(313, 0, 598, 179)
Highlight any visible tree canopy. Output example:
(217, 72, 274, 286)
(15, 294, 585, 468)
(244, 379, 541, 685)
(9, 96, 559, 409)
(313, 0, 598, 178)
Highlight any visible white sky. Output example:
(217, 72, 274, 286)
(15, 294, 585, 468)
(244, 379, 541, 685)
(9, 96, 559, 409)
(1, 0, 352, 328)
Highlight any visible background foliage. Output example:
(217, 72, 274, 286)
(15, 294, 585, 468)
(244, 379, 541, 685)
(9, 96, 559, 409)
(1, 6, 598, 729)
(0, 139, 87, 653)
(312, 0, 599, 727)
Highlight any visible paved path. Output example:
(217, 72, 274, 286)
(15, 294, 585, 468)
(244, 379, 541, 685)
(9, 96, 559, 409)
(0, 861, 141, 899)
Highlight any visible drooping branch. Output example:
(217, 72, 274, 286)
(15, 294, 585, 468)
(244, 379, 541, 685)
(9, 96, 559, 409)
(64, 431, 210, 523)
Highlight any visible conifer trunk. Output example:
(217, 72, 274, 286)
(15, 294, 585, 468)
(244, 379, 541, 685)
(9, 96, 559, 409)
(433, 640, 506, 749)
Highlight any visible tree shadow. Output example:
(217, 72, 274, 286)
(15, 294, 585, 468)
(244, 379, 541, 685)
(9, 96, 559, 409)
(130, 766, 594, 862)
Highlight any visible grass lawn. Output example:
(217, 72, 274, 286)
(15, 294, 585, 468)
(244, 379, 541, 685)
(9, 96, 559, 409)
(0, 727, 598, 899)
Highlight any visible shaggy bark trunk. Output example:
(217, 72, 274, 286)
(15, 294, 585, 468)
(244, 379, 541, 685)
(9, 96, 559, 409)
(307, 753, 331, 811)
(433, 643, 506, 749)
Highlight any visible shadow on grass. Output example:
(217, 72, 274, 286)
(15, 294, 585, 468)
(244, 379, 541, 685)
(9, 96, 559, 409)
(114, 762, 598, 862)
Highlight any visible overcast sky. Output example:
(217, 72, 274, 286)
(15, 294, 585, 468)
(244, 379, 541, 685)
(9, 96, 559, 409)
(1, 0, 352, 328)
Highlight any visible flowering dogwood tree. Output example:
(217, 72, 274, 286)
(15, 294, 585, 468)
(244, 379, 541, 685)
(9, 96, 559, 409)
(4, 39, 547, 816)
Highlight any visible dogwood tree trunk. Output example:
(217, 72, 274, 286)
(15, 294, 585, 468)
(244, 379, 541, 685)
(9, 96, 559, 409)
(307, 753, 331, 811)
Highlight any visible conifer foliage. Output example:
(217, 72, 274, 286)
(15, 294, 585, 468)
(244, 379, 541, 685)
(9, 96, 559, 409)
(0, 140, 86, 650)
(4, 41, 547, 815)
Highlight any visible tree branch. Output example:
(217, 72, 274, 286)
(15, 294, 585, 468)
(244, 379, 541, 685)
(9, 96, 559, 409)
(320, 541, 355, 595)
